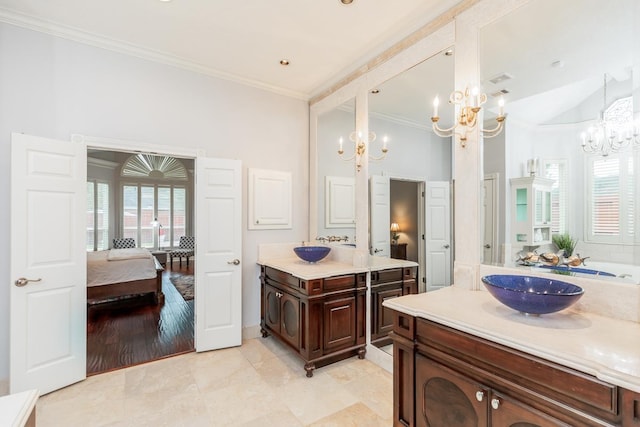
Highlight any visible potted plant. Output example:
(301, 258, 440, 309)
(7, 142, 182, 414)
(552, 233, 578, 257)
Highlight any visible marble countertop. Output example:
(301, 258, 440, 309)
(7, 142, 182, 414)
(258, 257, 369, 280)
(383, 286, 640, 393)
(0, 389, 38, 427)
(258, 256, 417, 280)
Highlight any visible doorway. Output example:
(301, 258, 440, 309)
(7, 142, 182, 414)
(10, 133, 243, 395)
(86, 149, 196, 375)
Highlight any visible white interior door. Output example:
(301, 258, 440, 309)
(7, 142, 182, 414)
(483, 175, 498, 264)
(195, 158, 242, 351)
(10, 133, 87, 395)
(425, 182, 451, 292)
(369, 175, 390, 256)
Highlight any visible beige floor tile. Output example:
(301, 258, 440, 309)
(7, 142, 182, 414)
(308, 402, 388, 427)
(34, 338, 393, 427)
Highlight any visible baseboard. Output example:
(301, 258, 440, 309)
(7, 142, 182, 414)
(0, 378, 8, 396)
(365, 344, 393, 373)
(242, 324, 261, 341)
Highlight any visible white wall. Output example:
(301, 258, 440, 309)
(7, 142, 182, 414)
(0, 23, 309, 381)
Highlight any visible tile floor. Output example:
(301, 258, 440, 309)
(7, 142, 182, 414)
(36, 337, 393, 426)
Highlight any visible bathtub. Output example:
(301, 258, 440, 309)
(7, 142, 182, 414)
(538, 261, 640, 285)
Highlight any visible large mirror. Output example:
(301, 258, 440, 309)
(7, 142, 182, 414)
(316, 99, 356, 243)
(480, 0, 640, 283)
(367, 47, 455, 292)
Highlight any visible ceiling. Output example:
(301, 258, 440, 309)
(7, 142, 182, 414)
(368, 0, 637, 128)
(0, 0, 461, 100)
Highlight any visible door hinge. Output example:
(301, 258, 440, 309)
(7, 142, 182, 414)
(421, 191, 425, 197)
(422, 277, 426, 283)
(422, 234, 425, 240)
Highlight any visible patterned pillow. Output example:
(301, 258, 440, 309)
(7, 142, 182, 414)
(113, 238, 136, 249)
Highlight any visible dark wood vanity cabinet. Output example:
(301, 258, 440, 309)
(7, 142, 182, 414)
(371, 267, 417, 346)
(260, 266, 366, 377)
(391, 311, 640, 427)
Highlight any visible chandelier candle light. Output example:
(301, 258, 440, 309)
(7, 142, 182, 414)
(580, 74, 640, 156)
(338, 131, 388, 172)
(431, 86, 505, 147)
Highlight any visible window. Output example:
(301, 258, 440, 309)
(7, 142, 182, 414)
(120, 154, 190, 249)
(586, 152, 636, 244)
(121, 184, 188, 249)
(542, 159, 568, 235)
(87, 180, 110, 251)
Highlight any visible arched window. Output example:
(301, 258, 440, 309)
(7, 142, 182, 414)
(121, 154, 188, 180)
(121, 154, 190, 249)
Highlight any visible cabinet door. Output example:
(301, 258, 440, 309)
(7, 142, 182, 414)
(280, 292, 300, 348)
(416, 354, 488, 427)
(323, 295, 357, 352)
(489, 391, 570, 427)
(264, 285, 281, 334)
(372, 286, 403, 340)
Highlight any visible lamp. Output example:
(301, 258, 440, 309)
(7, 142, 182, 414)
(431, 86, 505, 147)
(390, 223, 400, 244)
(151, 218, 163, 250)
(580, 74, 639, 157)
(338, 131, 388, 172)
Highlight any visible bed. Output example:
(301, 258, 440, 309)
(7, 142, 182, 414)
(87, 248, 164, 304)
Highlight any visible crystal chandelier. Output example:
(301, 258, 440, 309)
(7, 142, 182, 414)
(580, 74, 640, 156)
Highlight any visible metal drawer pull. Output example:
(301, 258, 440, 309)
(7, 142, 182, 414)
(15, 277, 42, 287)
(491, 398, 500, 410)
(475, 391, 485, 402)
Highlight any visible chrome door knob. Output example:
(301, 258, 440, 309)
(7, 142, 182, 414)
(443, 244, 450, 249)
(373, 248, 383, 253)
(484, 244, 491, 249)
(227, 259, 241, 265)
(14, 277, 42, 287)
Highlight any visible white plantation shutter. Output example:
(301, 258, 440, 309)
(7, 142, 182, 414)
(543, 160, 568, 235)
(586, 153, 635, 243)
(625, 157, 635, 239)
(87, 180, 110, 251)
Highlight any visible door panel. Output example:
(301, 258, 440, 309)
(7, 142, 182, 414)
(370, 175, 390, 256)
(195, 158, 242, 351)
(425, 182, 451, 292)
(10, 133, 87, 395)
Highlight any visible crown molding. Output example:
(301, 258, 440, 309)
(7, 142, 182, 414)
(0, 7, 309, 101)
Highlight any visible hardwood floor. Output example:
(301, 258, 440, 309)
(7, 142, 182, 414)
(86, 260, 195, 376)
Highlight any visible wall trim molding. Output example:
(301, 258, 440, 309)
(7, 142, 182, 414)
(0, 7, 308, 101)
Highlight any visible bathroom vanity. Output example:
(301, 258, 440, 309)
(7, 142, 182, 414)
(258, 244, 418, 377)
(260, 263, 368, 377)
(385, 287, 640, 426)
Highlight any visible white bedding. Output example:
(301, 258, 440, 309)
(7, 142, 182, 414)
(87, 249, 158, 287)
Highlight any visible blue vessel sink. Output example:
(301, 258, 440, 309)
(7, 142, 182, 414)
(481, 274, 584, 315)
(293, 246, 331, 263)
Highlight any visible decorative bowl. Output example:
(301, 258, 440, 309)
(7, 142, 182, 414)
(481, 274, 584, 315)
(293, 246, 331, 263)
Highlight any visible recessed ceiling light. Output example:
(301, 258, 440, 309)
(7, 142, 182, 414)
(159, 0, 172, 2)
(341, 0, 354, 4)
(280, 59, 290, 66)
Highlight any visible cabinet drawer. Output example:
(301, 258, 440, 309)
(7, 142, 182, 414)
(265, 267, 299, 290)
(323, 274, 356, 293)
(372, 268, 403, 284)
(417, 319, 618, 418)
